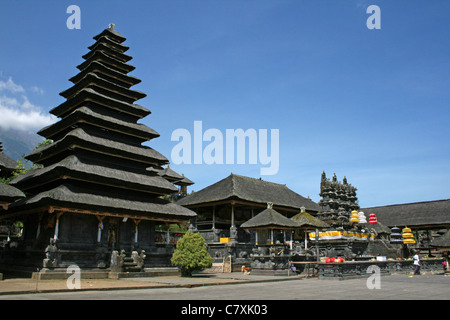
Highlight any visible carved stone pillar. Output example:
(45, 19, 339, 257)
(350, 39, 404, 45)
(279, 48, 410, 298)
(230, 202, 237, 243)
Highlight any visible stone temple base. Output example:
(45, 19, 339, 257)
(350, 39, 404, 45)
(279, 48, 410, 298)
(32, 267, 180, 280)
(317, 258, 444, 280)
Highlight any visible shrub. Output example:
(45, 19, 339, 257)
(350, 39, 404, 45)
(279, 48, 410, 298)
(171, 232, 212, 277)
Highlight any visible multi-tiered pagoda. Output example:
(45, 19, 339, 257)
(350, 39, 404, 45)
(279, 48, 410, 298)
(4, 25, 196, 271)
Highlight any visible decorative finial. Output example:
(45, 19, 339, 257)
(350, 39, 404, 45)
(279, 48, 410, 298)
(267, 202, 273, 209)
(109, 23, 115, 30)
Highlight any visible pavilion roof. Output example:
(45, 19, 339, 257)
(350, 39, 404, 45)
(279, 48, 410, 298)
(177, 174, 320, 212)
(240, 206, 299, 230)
(290, 211, 330, 229)
(175, 175, 194, 186)
(0, 182, 25, 204)
(158, 166, 184, 182)
(362, 199, 450, 229)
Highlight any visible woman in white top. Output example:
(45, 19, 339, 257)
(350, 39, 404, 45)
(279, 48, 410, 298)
(413, 253, 421, 275)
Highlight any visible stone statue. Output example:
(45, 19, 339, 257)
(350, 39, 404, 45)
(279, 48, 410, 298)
(43, 238, 58, 269)
(230, 225, 238, 241)
(131, 250, 146, 270)
(110, 249, 125, 272)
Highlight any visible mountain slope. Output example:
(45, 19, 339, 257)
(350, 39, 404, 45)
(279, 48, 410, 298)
(0, 128, 44, 162)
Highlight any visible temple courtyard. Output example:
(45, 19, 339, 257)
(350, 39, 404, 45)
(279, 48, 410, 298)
(0, 271, 449, 300)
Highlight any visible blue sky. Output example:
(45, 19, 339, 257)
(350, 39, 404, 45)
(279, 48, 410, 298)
(0, 1, 449, 208)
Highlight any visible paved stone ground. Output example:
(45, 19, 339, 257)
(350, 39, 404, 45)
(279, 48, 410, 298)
(0, 272, 448, 300)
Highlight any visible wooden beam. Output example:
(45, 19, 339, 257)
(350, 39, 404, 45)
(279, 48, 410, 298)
(47, 206, 186, 224)
(183, 198, 305, 214)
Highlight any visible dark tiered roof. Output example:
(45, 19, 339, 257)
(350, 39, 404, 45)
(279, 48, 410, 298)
(158, 166, 184, 182)
(38, 106, 159, 143)
(177, 174, 319, 212)
(0, 182, 25, 206)
(175, 175, 194, 186)
(0, 153, 16, 172)
(8, 25, 195, 221)
(0, 141, 17, 172)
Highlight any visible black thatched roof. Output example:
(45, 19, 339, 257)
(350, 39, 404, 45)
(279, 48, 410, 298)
(77, 50, 135, 73)
(50, 88, 150, 119)
(60, 72, 146, 101)
(0, 182, 25, 204)
(8, 183, 195, 220)
(69, 61, 140, 88)
(431, 230, 450, 248)
(0, 153, 17, 171)
(158, 166, 183, 182)
(10, 155, 178, 195)
(362, 199, 450, 229)
(175, 175, 194, 186)
(290, 211, 330, 229)
(38, 106, 159, 142)
(240, 206, 299, 229)
(88, 36, 129, 53)
(82, 42, 132, 63)
(93, 26, 127, 43)
(27, 128, 168, 166)
(177, 174, 319, 212)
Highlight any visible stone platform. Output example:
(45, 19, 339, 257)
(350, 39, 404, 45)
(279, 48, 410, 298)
(31, 267, 180, 280)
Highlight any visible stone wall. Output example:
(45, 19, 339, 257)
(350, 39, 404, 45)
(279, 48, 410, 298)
(317, 259, 444, 280)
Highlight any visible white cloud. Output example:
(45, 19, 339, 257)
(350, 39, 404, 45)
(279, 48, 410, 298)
(31, 86, 45, 95)
(0, 105, 56, 131)
(0, 77, 25, 93)
(0, 76, 56, 131)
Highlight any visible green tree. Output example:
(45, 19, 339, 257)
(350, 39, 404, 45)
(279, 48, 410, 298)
(0, 139, 52, 184)
(171, 232, 212, 277)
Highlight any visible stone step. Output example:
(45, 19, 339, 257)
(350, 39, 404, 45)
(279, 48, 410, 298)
(124, 266, 142, 272)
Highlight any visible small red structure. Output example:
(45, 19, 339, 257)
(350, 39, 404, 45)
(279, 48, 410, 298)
(368, 213, 378, 225)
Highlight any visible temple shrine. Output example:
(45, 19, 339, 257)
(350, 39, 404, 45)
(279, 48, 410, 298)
(0, 25, 196, 274)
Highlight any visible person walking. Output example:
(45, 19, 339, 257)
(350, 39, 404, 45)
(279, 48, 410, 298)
(413, 252, 421, 275)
